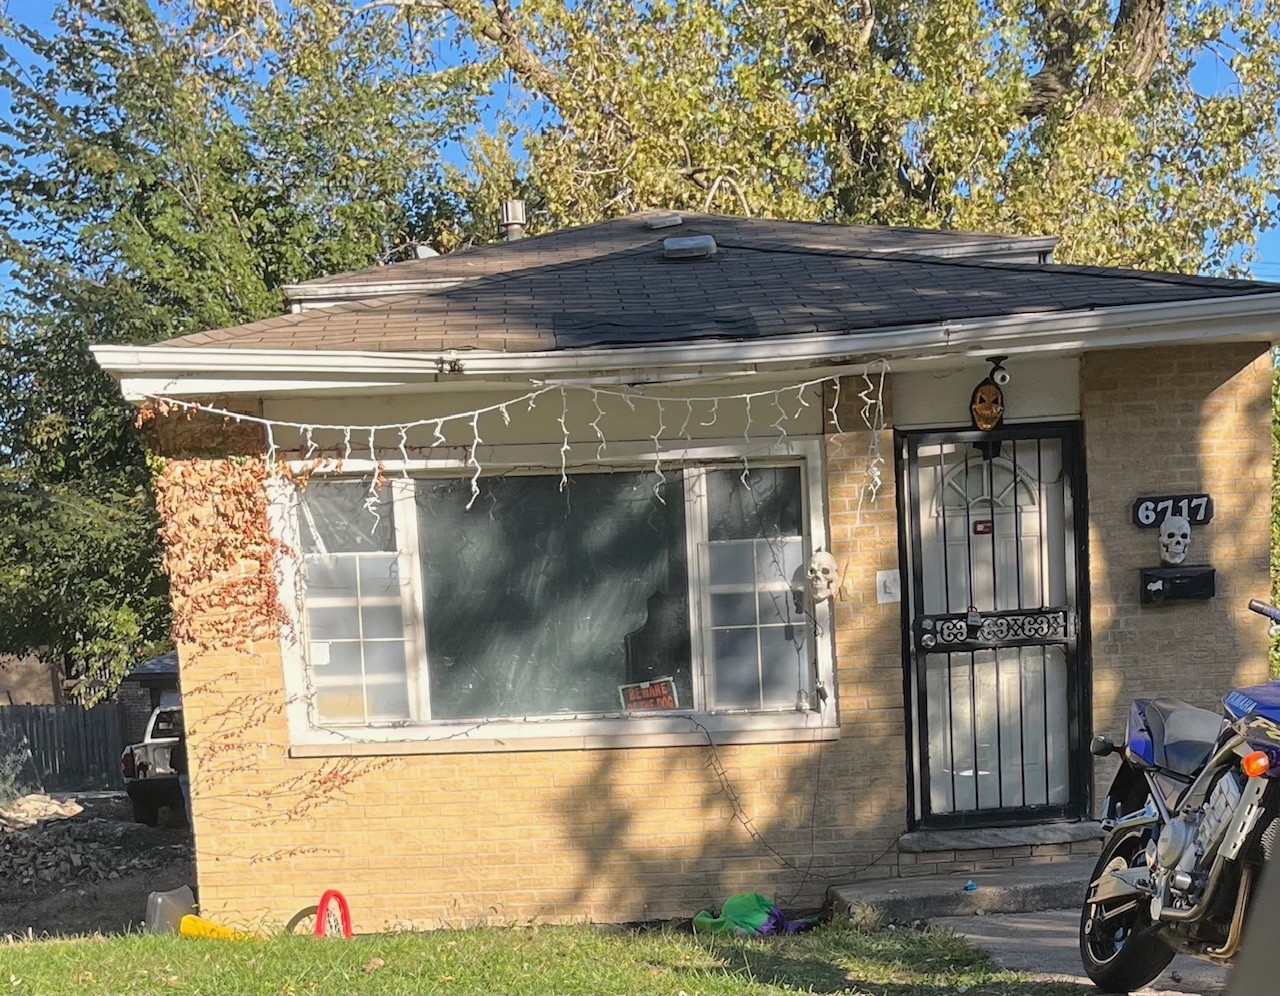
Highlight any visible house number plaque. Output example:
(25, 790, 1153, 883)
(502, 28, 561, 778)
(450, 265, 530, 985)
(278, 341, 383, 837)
(1132, 493, 1213, 528)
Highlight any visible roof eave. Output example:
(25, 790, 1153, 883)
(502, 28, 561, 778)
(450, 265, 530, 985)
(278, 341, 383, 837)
(92, 292, 1280, 402)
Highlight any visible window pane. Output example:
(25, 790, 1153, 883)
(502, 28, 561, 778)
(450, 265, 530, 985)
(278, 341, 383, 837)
(367, 682, 411, 721)
(315, 686, 365, 723)
(756, 538, 804, 585)
(418, 472, 692, 721)
(308, 604, 360, 640)
(760, 628, 806, 708)
(707, 466, 803, 541)
(712, 629, 759, 708)
(299, 480, 394, 554)
(303, 556, 358, 598)
(709, 542, 754, 585)
(363, 641, 407, 677)
(757, 590, 799, 626)
(704, 466, 813, 713)
(314, 641, 362, 678)
(299, 473, 410, 726)
(357, 555, 401, 597)
(361, 604, 404, 639)
(711, 593, 756, 627)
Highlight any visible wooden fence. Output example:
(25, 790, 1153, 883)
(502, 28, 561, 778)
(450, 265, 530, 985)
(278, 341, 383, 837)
(0, 703, 121, 794)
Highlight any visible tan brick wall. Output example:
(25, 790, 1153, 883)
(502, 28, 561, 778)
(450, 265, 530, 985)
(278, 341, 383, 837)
(175, 376, 907, 932)
(1082, 343, 1273, 809)
(172, 342, 1275, 929)
(823, 379, 911, 881)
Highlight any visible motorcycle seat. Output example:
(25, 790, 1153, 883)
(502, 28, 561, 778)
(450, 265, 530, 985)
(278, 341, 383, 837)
(1145, 698, 1223, 777)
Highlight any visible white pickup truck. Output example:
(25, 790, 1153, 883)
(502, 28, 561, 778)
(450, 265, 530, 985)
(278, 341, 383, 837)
(121, 702, 186, 826)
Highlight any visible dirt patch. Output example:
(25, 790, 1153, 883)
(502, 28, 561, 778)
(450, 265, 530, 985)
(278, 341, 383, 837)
(0, 793, 194, 938)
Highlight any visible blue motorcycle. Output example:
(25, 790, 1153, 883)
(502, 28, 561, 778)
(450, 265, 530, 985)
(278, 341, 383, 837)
(1081, 598, 1280, 992)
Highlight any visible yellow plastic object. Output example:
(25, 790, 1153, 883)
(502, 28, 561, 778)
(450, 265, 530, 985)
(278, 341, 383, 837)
(179, 914, 252, 940)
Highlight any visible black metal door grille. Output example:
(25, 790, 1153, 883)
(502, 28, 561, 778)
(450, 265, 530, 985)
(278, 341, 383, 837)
(899, 424, 1089, 829)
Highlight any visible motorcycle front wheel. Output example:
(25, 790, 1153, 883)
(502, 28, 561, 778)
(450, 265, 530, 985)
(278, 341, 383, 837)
(1079, 825, 1176, 994)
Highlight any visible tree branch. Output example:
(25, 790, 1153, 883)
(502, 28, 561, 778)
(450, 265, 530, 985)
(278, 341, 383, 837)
(1021, 3, 1089, 119)
(1021, 0, 1170, 119)
(1108, 0, 1170, 87)
(431, 0, 565, 104)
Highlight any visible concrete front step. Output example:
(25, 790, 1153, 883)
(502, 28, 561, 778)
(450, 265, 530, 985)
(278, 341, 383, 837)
(828, 855, 1096, 923)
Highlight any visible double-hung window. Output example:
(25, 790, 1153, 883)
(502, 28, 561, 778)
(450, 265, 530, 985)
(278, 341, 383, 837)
(280, 440, 835, 751)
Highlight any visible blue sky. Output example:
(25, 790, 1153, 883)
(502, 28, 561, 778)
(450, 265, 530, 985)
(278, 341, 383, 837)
(3, 0, 1278, 279)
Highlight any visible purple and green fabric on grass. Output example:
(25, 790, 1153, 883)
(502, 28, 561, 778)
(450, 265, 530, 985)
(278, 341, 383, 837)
(692, 893, 819, 937)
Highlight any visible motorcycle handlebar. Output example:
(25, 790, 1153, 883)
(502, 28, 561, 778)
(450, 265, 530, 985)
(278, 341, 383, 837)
(1248, 599, 1280, 623)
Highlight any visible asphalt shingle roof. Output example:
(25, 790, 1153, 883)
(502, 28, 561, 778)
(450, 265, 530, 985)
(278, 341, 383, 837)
(287, 213, 1057, 291)
(161, 213, 1280, 353)
(124, 651, 179, 682)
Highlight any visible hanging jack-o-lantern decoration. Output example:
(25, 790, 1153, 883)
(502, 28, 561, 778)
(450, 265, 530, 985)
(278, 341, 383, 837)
(969, 357, 1009, 431)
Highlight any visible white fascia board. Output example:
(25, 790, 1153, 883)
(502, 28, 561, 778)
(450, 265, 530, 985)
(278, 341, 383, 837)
(92, 292, 1280, 401)
(118, 377, 412, 398)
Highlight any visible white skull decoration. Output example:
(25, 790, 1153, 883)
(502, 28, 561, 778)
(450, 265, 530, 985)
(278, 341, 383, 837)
(807, 550, 839, 603)
(1159, 515, 1192, 566)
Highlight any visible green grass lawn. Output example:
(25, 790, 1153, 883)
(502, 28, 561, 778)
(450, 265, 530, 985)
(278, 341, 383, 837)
(0, 920, 1085, 996)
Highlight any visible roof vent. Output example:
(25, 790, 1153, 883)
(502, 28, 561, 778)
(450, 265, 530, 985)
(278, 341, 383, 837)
(414, 245, 440, 259)
(500, 199, 527, 241)
(645, 212, 683, 230)
(663, 234, 717, 259)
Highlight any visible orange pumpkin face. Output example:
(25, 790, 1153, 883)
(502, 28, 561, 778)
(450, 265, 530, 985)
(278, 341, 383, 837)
(970, 379, 1004, 430)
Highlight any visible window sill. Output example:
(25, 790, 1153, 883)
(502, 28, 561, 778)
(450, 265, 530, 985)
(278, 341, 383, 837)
(286, 715, 839, 757)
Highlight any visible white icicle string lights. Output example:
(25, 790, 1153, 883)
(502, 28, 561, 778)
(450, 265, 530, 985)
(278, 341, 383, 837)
(651, 399, 667, 503)
(558, 386, 571, 492)
(141, 364, 890, 507)
(855, 359, 890, 522)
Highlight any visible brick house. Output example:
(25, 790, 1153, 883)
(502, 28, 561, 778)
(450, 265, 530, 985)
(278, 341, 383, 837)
(94, 212, 1277, 932)
(0, 655, 62, 706)
(117, 651, 181, 744)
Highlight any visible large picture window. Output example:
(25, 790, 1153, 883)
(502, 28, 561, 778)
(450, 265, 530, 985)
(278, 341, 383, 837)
(281, 442, 834, 749)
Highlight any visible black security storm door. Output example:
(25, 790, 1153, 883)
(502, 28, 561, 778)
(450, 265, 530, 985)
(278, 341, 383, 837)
(899, 425, 1089, 829)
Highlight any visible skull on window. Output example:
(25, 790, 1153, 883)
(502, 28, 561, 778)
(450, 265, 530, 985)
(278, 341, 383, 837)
(1159, 515, 1192, 566)
(807, 550, 839, 603)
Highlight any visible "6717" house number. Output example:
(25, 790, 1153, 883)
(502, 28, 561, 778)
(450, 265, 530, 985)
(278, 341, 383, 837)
(1132, 493, 1213, 528)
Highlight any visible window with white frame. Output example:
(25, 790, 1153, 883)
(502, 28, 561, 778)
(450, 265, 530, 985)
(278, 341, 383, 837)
(287, 447, 832, 741)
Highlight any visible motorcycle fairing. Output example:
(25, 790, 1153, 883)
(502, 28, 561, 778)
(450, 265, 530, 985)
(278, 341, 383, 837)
(1126, 698, 1224, 777)
(1223, 684, 1280, 765)
(1126, 698, 1156, 766)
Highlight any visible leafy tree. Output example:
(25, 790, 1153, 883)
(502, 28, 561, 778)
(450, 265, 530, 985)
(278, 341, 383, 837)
(7, 0, 1280, 695)
(0, 0, 481, 699)
(410, 0, 1280, 274)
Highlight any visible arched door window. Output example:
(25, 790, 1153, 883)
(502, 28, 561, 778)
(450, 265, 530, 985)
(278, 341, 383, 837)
(936, 456, 1037, 514)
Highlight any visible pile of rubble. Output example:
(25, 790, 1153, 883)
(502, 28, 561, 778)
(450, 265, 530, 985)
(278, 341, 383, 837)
(0, 794, 83, 832)
(0, 794, 191, 893)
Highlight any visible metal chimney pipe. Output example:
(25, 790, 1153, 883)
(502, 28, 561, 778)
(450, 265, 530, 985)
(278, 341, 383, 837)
(500, 199, 527, 241)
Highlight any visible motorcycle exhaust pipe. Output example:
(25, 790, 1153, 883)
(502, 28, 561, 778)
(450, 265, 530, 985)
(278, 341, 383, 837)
(1206, 865, 1254, 960)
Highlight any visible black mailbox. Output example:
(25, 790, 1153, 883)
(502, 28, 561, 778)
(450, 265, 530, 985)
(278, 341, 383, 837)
(1140, 566, 1216, 604)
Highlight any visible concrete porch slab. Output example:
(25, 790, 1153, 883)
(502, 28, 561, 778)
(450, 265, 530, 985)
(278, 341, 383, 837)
(828, 855, 1095, 922)
(941, 909, 1228, 995)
